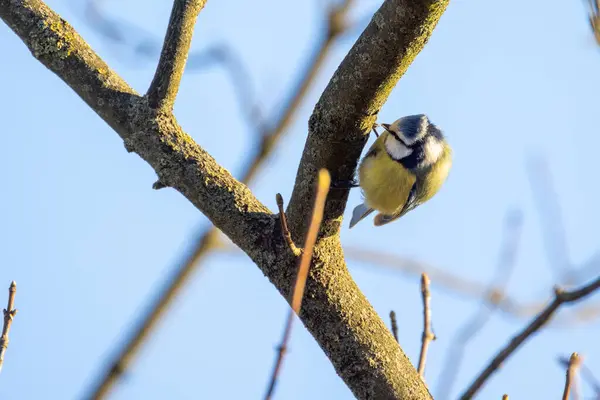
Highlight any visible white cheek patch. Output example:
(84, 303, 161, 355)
(385, 135, 413, 160)
(423, 137, 444, 165)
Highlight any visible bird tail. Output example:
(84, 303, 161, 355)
(349, 202, 374, 229)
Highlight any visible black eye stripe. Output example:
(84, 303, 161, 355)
(387, 129, 426, 149)
(388, 131, 408, 146)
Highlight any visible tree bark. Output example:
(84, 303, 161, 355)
(0, 0, 449, 398)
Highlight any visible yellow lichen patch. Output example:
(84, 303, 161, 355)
(32, 19, 75, 60)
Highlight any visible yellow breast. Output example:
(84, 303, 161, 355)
(358, 139, 416, 215)
(415, 145, 452, 203)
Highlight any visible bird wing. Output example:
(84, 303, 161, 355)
(349, 202, 375, 229)
(373, 181, 419, 226)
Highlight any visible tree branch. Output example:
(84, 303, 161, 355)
(147, 0, 206, 110)
(559, 354, 600, 396)
(418, 273, 434, 378)
(562, 352, 581, 400)
(459, 276, 600, 400)
(0, 281, 17, 374)
(0, 0, 449, 398)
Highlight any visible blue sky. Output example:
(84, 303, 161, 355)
(1, 0, 599, 399)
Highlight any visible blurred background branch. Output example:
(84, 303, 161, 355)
(586, 0, 600, 45)
(215, 238, 600, 326)
(436, 208, 524, 398)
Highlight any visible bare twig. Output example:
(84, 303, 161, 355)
(559, 354, 600, 395)
(263, 169, 331, 400)
(0, 281, 17, 374)
(459, 275, 600, 400)
(418, 273, 434, 378)
(437, 209, 523, 397)
(84, 2, 354, 397)
(276, 194, 301, 256)
(147, 0, 206, 110)
(389, 311, 398, 343)
(562, 352, 581, 400)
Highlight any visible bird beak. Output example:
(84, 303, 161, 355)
(381, 123, 392, 132)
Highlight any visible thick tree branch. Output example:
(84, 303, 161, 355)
(460, 276, 600, 400)
(0, 0, 449, 398)
(147, 0, 206, 110)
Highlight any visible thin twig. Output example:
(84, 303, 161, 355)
(276, 194, 301, 256)
(0, 281, 17, 374)
(459, 276, 600, 400)
(559, 354, 600, 396)
(263, 169, 331, 400)
(389, 311, 398, 342)
(418, 273, 434, 378)
(437, 209, 523, 398)
(562, 352, 581, 400)
(146, 0, 206, 109)
(85, 2, 353, 397)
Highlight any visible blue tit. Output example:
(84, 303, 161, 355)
(348, 114, 452, 228)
